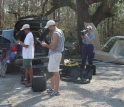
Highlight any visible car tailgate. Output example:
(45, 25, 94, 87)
(14, 56, 49, 65)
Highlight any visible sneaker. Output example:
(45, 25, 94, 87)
(82, 79, 90, 84)
(77, 77, 81, 81)
(21, 80, 28, 85)
(47, 88, 54, 93)
(25, 83, 32, 87)
(50, 90, 60, 96)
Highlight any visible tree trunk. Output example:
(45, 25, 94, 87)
(91, 0, 118, 27)
(104, 20, 107, 38)
(76, 0, 90, 51)
(17, 0, 21, 20)
(107, 18, 109, 37)
(2, 0, 4, 22)
(0, 0, 4, 28)
(58, 8, 60, 21)
(53, 10, 56, 19)
(0, 0, 2, 28)
(111, 16, 114, 36)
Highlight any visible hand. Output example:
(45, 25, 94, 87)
(41, 41, 47, 47)
(15, 40, 20, 45)
(84, 35, 88, 39)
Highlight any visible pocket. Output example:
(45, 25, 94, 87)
(55, 53, 62, 63)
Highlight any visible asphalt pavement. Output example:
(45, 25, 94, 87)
(0, 62, 124, 107)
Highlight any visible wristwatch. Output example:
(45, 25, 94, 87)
(18, 42, 20, 45)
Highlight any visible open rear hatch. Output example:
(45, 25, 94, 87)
(14, 17, 49, 31)
(14, 17, 50, 58)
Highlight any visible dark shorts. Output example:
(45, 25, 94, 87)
(23, 59, 32, 68)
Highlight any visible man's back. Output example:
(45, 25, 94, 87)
(22, 32, 34, 59)
(49, 28, 64, 55)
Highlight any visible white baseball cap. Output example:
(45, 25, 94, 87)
(86, 25, 92, 30)
(20, 24, 30, 30)
(44, 20, 55, 28)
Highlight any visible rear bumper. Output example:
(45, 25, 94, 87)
(14, 56, 49, 65)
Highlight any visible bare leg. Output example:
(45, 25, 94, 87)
(28, 68, 33, 83)
(50, 76, 55, 89)
(25, 68, 29, 80)
(53, 72, 60, 91)
(21, 68, 29, 84)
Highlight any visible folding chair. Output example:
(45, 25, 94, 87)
(0, 51, 10, 77)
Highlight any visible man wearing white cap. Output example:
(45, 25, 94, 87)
(81, 25, 95, 67)
(15, 24, 34, 87)
(41, 20, 64, 96)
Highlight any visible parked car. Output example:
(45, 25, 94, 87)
(0, 17, 50, 74)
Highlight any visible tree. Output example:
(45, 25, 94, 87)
(3, 0, 124, 48)
(0, 0, 2, 27)
(43, 0, 121, 47)
(0, 0, 4, 28)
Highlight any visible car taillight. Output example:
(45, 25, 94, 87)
(11, 46, 18, 53)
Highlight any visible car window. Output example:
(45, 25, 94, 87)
(0, 36, 2, 43)
(3, 37, 10, 43)
(0, 36, 10, 43)
(0, 30, 2, 36)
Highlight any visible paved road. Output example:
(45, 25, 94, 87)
(0, 63, 124, 107)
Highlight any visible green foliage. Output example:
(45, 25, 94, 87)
(89, 3, 101, 15)
(1, 0, 124, 54)
(111, 2, 124, 16)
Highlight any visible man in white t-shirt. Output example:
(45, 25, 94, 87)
(15, 24, 34, 87)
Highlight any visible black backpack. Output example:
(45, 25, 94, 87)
(69, 67, 80, 82)
(86, 65, 96, 75)
(61, 66, 80, 82)
(80, 68, 93, 80)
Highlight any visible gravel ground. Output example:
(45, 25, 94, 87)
(0, 63, 124, 107)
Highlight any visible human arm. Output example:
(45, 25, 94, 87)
(82, 36, 85, 43)
(15, 40, 29, 48)
(41, 33, 59, 50)
(84, 33, 95, 43)
(14, 34, 32, 48)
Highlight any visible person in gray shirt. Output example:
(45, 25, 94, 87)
(41, 20, 64, 96)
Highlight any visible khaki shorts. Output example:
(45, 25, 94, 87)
(48, 53, 62, 72)
(23, 59, 32, 68)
